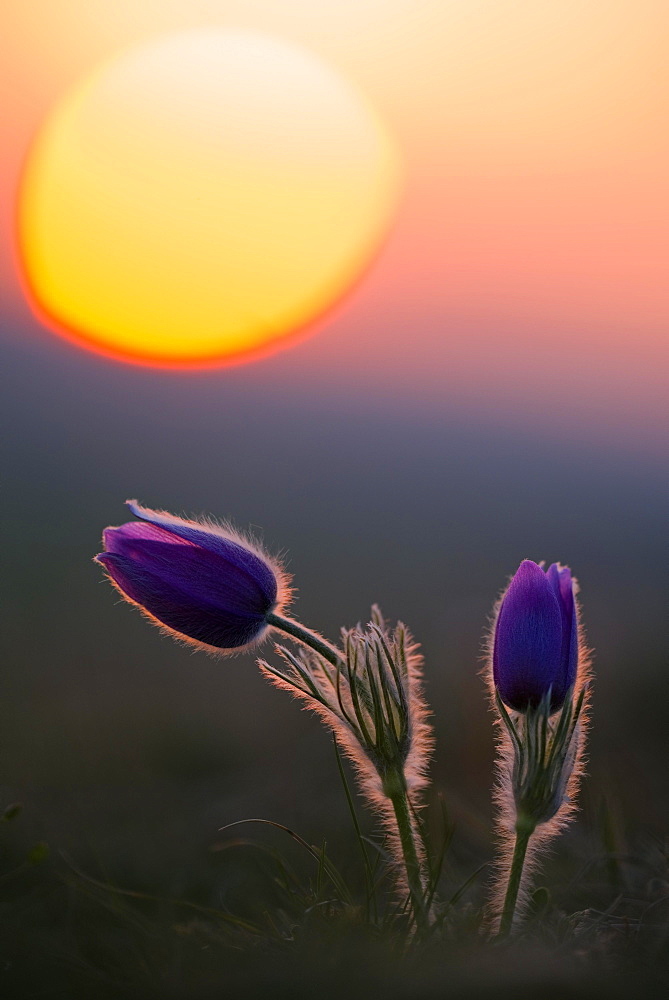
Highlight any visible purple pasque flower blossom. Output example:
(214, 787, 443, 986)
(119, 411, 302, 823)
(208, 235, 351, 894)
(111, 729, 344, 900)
(95, 501, 289, 653)
(493, 559, 578, 712)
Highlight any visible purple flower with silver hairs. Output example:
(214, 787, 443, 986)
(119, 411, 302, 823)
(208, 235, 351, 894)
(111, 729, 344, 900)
(493, 559, 578, 713)
(96, 501, 433, 927)
(487, 557, 591, 937)
(95, 501, 289, 653)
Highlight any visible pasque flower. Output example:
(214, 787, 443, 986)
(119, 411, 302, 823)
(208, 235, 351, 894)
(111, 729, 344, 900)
(95, 501, 290, 653)
(486, 558, 591, 936)
(493, 559, 578, 712)
(96, 502, 432, 929)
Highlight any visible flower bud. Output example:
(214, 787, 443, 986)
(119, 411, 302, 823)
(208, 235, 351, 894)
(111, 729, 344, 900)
(259, 606, 432, 799)
(95, 501, 288, 652)
(258, 606, 433, 913)
(493, 559, 578, 713)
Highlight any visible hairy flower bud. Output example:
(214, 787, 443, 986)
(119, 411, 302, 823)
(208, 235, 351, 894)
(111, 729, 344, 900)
(95, 501, 288, 653)
(259, 606, 433, 917)
(259, 607, 431, 799)
(486, 559, 592, 935)
(493, 559, 578, 713)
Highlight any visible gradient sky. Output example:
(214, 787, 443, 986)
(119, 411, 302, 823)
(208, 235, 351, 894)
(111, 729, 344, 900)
(2, 0, 668, 454)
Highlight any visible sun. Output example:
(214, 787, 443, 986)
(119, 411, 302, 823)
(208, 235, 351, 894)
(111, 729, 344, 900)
(17, 29, 400, 367)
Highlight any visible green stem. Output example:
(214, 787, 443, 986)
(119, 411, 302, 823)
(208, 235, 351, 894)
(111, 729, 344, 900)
(388, 780, 428, 931)
(498, 819, 535, 937)
(265, 612, 343, 668)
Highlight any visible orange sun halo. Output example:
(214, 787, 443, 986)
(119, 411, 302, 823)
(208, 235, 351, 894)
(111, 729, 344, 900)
(18, 29, 400, 367)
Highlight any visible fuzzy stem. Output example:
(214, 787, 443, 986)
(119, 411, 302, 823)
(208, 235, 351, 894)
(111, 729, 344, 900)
(386, 774, 428, 931)
(266, 613, 343, 667)
(498, 817, 535, 937)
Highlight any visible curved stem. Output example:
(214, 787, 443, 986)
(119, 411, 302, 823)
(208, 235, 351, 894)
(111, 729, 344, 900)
(498, 820, 535, 937)
(266, 612, 343, 668)
(388, 782, 428, 932)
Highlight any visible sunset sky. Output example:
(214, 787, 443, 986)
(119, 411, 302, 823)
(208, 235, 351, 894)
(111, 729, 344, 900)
(2, 0, 668, 453)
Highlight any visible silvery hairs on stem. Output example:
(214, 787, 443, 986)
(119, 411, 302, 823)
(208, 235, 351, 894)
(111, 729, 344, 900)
(259, 605, 433, 906)
(486, 560, 593, 936)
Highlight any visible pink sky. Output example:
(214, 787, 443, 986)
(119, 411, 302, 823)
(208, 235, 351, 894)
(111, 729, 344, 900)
(2, 0, 668, 454)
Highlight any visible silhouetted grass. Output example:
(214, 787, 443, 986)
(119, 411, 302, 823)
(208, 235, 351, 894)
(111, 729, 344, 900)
(1, 758, 667, 1000)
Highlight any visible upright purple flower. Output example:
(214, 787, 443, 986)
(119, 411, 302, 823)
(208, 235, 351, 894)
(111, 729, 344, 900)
(487, 558, 591, 935)
(493, 559, 578, 713)
(95, 501, 289, 653)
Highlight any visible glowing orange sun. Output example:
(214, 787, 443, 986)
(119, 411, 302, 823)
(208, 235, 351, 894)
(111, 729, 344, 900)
(18, 29, 400, 367)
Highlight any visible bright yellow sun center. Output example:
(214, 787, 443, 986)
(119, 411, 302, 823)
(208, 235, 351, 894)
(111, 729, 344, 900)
(18, 29, 400, 366)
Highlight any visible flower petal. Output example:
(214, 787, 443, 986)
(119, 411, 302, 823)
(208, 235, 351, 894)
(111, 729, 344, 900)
(100, 530, 275, 619)
(493, 560, 563, 711)
(124, 501, 277, 606)
(546, 562, 578, 700)
(96, 550, 270, 651)
(103, 521, 192, 554)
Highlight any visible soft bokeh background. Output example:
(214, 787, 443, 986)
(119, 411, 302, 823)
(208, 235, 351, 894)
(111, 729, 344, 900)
(1, 2, 668, 995)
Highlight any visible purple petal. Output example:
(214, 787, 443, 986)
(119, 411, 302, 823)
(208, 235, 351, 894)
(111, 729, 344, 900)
(101, 530, 275, 618)
(103, 522, 192, 554)
(546, 562, 578, 699)
(97, 549, 270, 650)
(96, 503, 282, 651)
(124, 501, 277, 606)
(493, 560, 563, 711)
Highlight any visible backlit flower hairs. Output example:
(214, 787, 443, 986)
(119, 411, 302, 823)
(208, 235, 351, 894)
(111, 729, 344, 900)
(97, 501, 432, 928)
(97, 503, 594, 937)
(487, 559, 591, 935)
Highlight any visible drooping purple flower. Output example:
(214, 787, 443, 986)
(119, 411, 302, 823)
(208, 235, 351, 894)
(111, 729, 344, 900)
(493, 559, 578, 712)
(95, 501, 289, 652)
